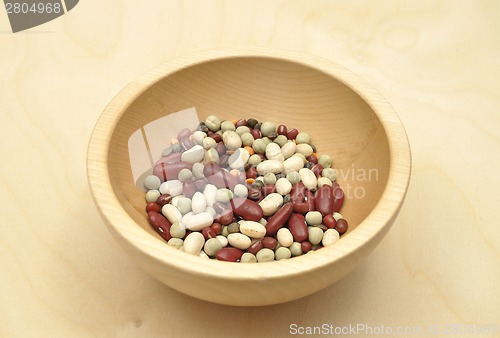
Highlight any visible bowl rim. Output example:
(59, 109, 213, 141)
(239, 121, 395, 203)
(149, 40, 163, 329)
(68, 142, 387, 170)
(87, 47, 411, 280)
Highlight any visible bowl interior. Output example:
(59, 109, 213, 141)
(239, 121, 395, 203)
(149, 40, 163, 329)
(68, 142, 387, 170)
(107, 56, 390, 241)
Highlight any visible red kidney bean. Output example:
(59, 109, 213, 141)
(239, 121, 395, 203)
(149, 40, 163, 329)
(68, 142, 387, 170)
(250, 128, 261, 140)
(265, 202, 294, 236)
(262, 184, 276, 196)
(323, 214, 337, 229)
(246, 166, 257, 179)
(287, 213, 308, 242)
(211, 133, 222, 143)
(204, 163, 238, 189)
(306, 155, 318, 164)
(216, 142, 227, 156)
(231, 197, 264, 222)
(177, 128, 192, 140)
(314, 185, 335, 216)
(290, 182, 306, 203)
(301, 241, 312, 253)
(153, 161, 193, 182)
(235, 119, 247, 127)
(277, 124, 287, 136)
(257, 153, 266, 161)
(335, 218, 348, 234)
(218, 209, 234, 225)
(211, 222, 222, 235)
(156, 194, 173, 206)
(331, 180, 340, 189)
(146, 202, 161, 213)
(287, 128, 299, 140)
(181, 181, 196, 198)
(311, 164, 323, 177)
(216, 247, 244, 262)
(147, 211, 172, 241)
(261, 236, 278, 250)
(180, 138, 195, 150)
(202, 227, 216, 240)
(293, 201, 309, 214)
(247, 241, 263, 255)
(332, 186, 345, 212)
(306, 190, 316, 211)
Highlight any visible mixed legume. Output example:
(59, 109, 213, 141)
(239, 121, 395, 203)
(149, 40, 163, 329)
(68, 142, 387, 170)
(144, 116, 349, 262)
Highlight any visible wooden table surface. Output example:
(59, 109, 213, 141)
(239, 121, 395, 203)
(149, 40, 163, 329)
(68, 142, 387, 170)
(1, 1, 499, 337)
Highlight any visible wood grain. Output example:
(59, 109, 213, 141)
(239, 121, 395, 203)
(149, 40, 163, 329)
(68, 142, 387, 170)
(1, 0, 499, 337)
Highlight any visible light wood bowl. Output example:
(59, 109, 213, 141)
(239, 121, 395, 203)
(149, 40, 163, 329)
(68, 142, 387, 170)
(87, 48, 411, 306)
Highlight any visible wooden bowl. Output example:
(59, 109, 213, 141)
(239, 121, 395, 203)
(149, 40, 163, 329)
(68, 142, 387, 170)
(87, 48, 411, 306)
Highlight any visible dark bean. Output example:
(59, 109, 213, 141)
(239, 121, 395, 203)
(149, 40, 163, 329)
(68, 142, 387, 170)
(301, 241, 312, 253)
(247, 118, 258, 129)
(202, 227, 217, 240)
(261, 237, 278, 250)
(323, 214, 337, 229)
(310, 144, 317, 153)
(247, 241, 263, 255)
(235, 119, 248, 127)
(248, 188, 262, 200)
(246, 166, 257, 179)
(287, 128, 299, 140)
(335, 218, 348, 234)
(216, 247, 244, 262)
(267, 131, 278, 139)
(262, 184, 276, 196)
(306, 155, 318, 164)
(211, 133, 222, 143)
(156, 194, 173, 206)
(146, 202, 161, 213)
(305, 161, 315, 169)
(283, 194, 292, 204)
(275, 173, 285, 180)
(250, 128, 261, 140)
(254, 122, 262, 130)
(277, 124, 287, 136)
(211, 222, 222, 235)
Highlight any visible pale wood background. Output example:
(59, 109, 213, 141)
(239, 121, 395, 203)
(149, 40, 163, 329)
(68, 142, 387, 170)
(1, 1, 499, 337)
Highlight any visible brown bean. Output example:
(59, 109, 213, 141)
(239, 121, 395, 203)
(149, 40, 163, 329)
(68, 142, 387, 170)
(290, 182, 306, 203)
(332, 187, 345, 212)
(147, 211, 172, 241)
(314, 185, 335, 216)
(231, 197, 264, 222)
(216, 247, 244, 262)
(250, 128, 261, 140)
(210, 222, 222, 235)
(261, 236, 278, 250)
(202, 227, 217, 240)
(335, 218, 348, 234)
(311, 164, 323, 177)
(301, 241, 312, 253)
(247, 241, 263, 255)
(153, 161, 193, 182)
(262, 184, 276, 196)
(293, 201, 309, 214)
(287, 213, 308, 242)
(211, 133, 222, 143)
(156, 194, 173, 206)
(323, 214, 337, 229)
(219, 209, 234, 225)
(235, 119, 248, 127)
(287, 128, 299, 140)
(146, 202, 161, 213)
(277, 124, 287, 136)
(306, 155, 318, 164)
(306, 190, 316, 211)
(265, 202, 294, 236)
